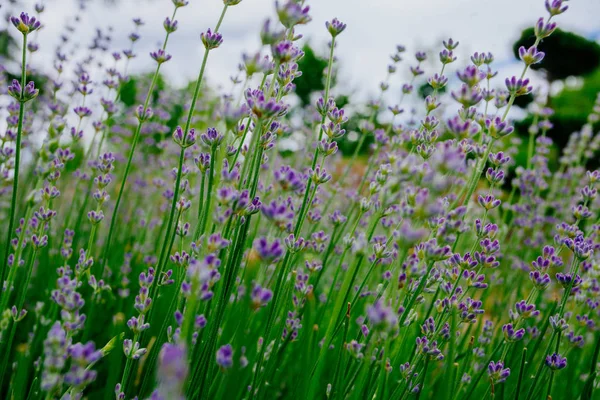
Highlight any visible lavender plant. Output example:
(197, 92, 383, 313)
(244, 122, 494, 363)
(1, 0, 599, 399)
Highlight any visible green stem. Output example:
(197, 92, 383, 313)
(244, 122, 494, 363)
(198, 146, 217, 238)
(194, 173, 207, 241)
(545, 371, 554, 400)
(2, 33, 28, 285)
(514, 347, 527, 400)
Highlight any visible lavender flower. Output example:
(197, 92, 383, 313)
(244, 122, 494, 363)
(201, 29, 223, 50)
(488, 361, 510, 384)
(216, 344, 233, 368)
(519, 45, 545, 65)
(545, 353, 567, 370)
(11, 12, 41, 33)
(326, 18, 346, 37)
(41, 322, 68, 393)
(156, 343, 188, 399)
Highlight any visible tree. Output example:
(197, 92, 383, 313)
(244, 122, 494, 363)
(295, 43, 328, 107)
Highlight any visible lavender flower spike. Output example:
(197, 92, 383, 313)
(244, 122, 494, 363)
(326, 18, 346, 37)
(201, 29, 223, 50)
(11, 12, 41, 34)
(151, 49, 172, 64)
(545, 353, 567, 370)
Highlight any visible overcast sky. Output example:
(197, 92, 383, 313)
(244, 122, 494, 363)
(4, 0, 600, 104)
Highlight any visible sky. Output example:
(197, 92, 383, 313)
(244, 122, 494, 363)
(3, 0, 600, 105)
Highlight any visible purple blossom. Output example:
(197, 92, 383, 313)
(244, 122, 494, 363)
(156, 343, 188, 398)
(11, 12, 41, 33)
(326, 18, 346, 37)
(545, 353, 567, 370)
(519, 45, 545, 65)
(201, 29, 223, 50)
(216, 344, 233, 368)
(488, 361, 510, 384)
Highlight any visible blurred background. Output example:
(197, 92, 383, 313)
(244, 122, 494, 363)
(2, 0, 600, 164)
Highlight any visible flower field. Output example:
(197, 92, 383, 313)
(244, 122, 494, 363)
(0, 0, 599, 399)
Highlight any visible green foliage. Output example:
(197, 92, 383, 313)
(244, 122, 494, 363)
(0, 30, 17, 60)
(515, 68, 600, 150)
(295, 43, 328, 106)
(513, 28, 600, 81)
(552, 69, 600, 120)
(119, 78, 138, 107)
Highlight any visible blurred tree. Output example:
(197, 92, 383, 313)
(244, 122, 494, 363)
(515, 68, 600, 151)
(513, 28, 600, 82)
(0, 30, 17, 61)
(295, 43, 328, 106)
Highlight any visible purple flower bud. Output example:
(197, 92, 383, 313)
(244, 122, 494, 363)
(502, 323, 525, 342)
(519, 45, 545, 66)
(505, 76, 532, 97)
(443, 38, 459, 50)
(534, 17, 558, 39)
(123, 339, 147, 359)
(309, 166, 332, 185)
(253, 237, 284, 263)
(488, 361, 510, 384)
(200, 127, 224, 148)
(485, 117, 514, 139)
(172, 126, 196, 148)
(439, 49, 456, 65)
(514, 300, 540, 319)
(545, 0, 568, 16)
(276, 1, 311, 28)
(11, 12, 41, 34)
(245, 89, 287, 119)
(451, 84, 483, 108)
(201, 29, 223, 50)
(164, 17, 178, 33)
(529, 270, 551, 290)
(457, 65, 486, 87)
(251, 284, 273, 309)
(326, 18, 346, 37)
(8, 79, 22, 100)
(272, 40, 304, 63)
(135, 105, 153, 121)
(489, 151, 511, 166)
(545, 353, 567, 370)
(150, 49, 172, 64)
(428, 74, 448, 91)
(477, 194, 501, 211)
(216, 344, 233, 368)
